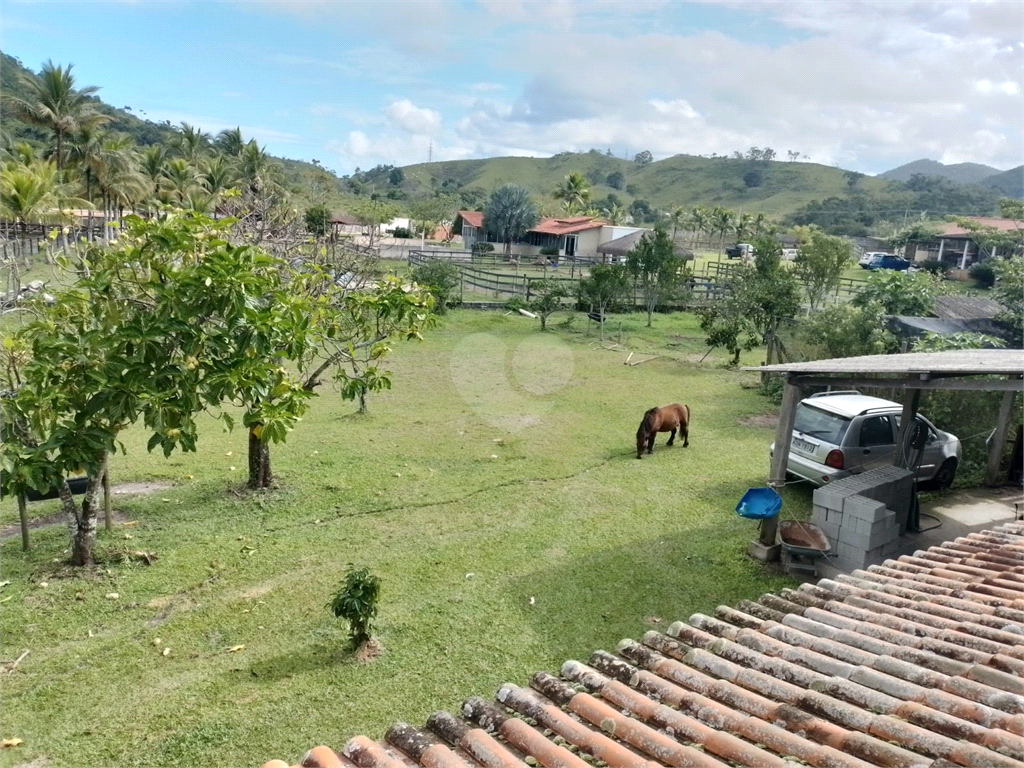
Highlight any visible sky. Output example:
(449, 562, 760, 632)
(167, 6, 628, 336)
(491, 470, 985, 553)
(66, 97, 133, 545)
(2, 0, 1022, 177)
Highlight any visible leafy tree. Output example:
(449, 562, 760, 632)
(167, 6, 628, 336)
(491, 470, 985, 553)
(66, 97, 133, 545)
(553, 171, 591, 213)
(710, 206, 735, 254)
(992, 256, 1024, 344)
(951, 216, 1024, 259)
(629, 198, 654, 223)
(998, 199, 1024, 220)
(606, 170, 625, 190)
(843, 170, 864, 189)
(304, 203, 331, 237)
(389, 167, 404, 186)
(352, 198, 400, 249)
(915, 332, 1005, 351)
(483, 184, 538, 258)
(329, 565, 381, 648)
(625, 183, 639, 195)
(743, 168, 763, 188)
(633, 150, 653, 166)
(7, 60, 108, 170)
(578, 263, 629, 341)
(852, 270, 938, 316)
(799, 304, 897, 358)
(528, 280, 569, 331)
(626, 227, 685, 327)
(793, 229, 854, 309)
(412, 260, 461, 314)
(887, 221, 942, 252)
(410, 193, 459, 241)
(698, 238, 800, 365)
(0, 214, 312, 563)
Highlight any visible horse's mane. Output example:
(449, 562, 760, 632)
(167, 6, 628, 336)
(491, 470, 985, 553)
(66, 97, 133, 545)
(639, 407, 659, 434)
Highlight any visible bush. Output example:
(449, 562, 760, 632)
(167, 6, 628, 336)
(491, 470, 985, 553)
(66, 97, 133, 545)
(304, 204, 331, 238)
(968, 261, 996, 289)
(917, 259, 948, 276)
(329, 565, 381, 648)
(412, 260, 461, 314)
(472, 242, 495, 256)
(504, 296, 527, 311)
(759, 373, 785, 404)
(539, 246, 559, 256)
(390, 227, 413, 239)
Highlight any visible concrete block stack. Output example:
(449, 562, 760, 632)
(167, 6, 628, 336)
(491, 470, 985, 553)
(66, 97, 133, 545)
(810, 465, 913, 572)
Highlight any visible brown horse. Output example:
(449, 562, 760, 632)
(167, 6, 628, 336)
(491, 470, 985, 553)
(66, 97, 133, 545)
(636, 403, 690, 458)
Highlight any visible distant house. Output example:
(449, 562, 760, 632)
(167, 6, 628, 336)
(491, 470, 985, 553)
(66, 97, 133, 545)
(329, 212, 360, 236)
(453, 211, 643, 261)
(904, 216, 1023, 268)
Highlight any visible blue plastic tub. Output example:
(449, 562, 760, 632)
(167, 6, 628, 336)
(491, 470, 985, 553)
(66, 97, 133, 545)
(735, 487, 782, 520)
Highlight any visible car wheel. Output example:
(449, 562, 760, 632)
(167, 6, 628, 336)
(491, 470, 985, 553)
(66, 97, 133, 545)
(934, 458, 958, 490)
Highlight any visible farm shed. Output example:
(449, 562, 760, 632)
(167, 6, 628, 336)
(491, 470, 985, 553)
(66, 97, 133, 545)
(747, 350, 1024, 557)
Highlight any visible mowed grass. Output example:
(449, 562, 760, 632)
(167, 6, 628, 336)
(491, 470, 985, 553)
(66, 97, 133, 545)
(0, 311, 806, 768)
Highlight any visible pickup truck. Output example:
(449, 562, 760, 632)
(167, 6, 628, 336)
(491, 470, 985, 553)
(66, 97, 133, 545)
(725, 243, 754, 259)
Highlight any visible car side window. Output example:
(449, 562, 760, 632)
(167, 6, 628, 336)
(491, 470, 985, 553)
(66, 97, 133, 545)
(859, 415, 894, 447)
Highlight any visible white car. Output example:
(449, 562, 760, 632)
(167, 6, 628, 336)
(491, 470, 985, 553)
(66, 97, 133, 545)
(769, 392, 962, 488)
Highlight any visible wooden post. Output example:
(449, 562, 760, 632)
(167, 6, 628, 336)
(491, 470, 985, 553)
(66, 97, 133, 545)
(986, 388, 1018, 486)
(758, 376, 802, 554)
(18, 493, 29, 551)
(895, 387, 922, 469)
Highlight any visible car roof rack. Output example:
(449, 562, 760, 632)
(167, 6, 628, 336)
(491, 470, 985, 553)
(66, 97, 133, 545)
(807, 390, 861, 398)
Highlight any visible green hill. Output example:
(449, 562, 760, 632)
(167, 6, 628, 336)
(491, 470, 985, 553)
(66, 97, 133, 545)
(878, 158, 1005, 185)
(980, 165, 1024, 199)
(396, 151, 896, 216)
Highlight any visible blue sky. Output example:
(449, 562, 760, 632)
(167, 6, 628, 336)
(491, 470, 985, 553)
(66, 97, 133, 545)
(2, 0, 1022, 175)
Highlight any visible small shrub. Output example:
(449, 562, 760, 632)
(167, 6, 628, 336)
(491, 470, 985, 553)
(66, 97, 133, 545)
(329, 565, 381, 647)
(917, 259, 948, 276)
(391, 227, 413, 239)
(472, 242, 495, 255)
(539, 246, 559, 257)
(968, 261, 996, 289)
(759, 373, 785, 404)
(504, 296, 527, 311)
(412, 261, 461, 314)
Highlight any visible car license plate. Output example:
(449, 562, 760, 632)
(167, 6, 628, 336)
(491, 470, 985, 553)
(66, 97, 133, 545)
(792, 437, 816, 453)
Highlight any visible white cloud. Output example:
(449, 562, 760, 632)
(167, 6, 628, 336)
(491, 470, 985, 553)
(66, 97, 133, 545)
(385, 99, 442, 134)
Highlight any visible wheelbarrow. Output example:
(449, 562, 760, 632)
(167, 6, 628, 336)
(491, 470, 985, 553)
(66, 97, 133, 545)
(778, 520, 831, 577)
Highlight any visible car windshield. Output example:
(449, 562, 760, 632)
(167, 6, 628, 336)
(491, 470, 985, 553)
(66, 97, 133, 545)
(794, 403, 851, 444)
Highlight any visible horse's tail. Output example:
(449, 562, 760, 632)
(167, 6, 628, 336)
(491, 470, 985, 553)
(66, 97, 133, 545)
(682, 404, 690, 425)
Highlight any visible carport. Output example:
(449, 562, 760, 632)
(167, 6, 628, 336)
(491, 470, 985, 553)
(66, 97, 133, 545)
(743, 349, 1024, 560)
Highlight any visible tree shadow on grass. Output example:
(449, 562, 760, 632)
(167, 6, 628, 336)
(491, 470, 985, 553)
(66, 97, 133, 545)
(505, 516, 796, 664)
(247, 633, 373, 682)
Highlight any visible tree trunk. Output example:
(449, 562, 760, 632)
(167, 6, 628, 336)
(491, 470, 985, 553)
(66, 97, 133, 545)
(64, 469, 104, 567)
(247, 425, 273, 489)
(103, 454, 113, 531)
(358, 387, 367, 414)
(18, 493, 29, 551)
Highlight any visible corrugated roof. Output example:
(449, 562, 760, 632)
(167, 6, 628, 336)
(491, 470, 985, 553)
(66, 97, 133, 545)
(933, 296, 1005, 321)
(330, 213, 360, 226)
(263, 520, 1024, 768)
(749, 349, 1024, 376)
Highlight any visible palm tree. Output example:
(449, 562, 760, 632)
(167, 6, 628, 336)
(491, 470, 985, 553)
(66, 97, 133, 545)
(602, 203, 626, 225)
(752, 212, 769, 237)
(1, 161, 89, 262)
(552, 172, 591, 214)
(734, 212, 754, 244)
(164, 158, 202, 205)
(92, 136, 144, 242)
(669, 205, 686, 242)
(174, 122, 211, 162)
(216, 127, 246, 157)
(8, 61, 108, 171)
(139, 145, 168, 207)
(688, 206, 710, 249)
(239, 140, 272, 192)
(483, 184, 539, 258)
(66, 124, 106, 203)
(710, 206, 734, 256)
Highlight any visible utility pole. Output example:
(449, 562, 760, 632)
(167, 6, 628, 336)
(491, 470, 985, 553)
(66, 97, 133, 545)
(428, 139, 433, 164)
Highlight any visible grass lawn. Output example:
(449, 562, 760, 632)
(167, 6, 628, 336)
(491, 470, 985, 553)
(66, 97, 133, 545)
(0, 310, 806, 768)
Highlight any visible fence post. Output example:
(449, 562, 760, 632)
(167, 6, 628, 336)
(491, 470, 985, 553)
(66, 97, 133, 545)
(18, 493, 29, 551)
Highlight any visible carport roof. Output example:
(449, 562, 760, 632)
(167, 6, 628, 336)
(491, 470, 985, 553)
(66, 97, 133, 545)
(746, 349, 1024, 377)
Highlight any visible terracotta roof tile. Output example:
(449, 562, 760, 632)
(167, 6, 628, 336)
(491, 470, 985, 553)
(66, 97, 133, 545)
(264, 522, 1024, 768)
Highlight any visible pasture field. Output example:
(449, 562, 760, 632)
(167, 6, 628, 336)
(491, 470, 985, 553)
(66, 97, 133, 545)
(0, 311, 805, 768)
